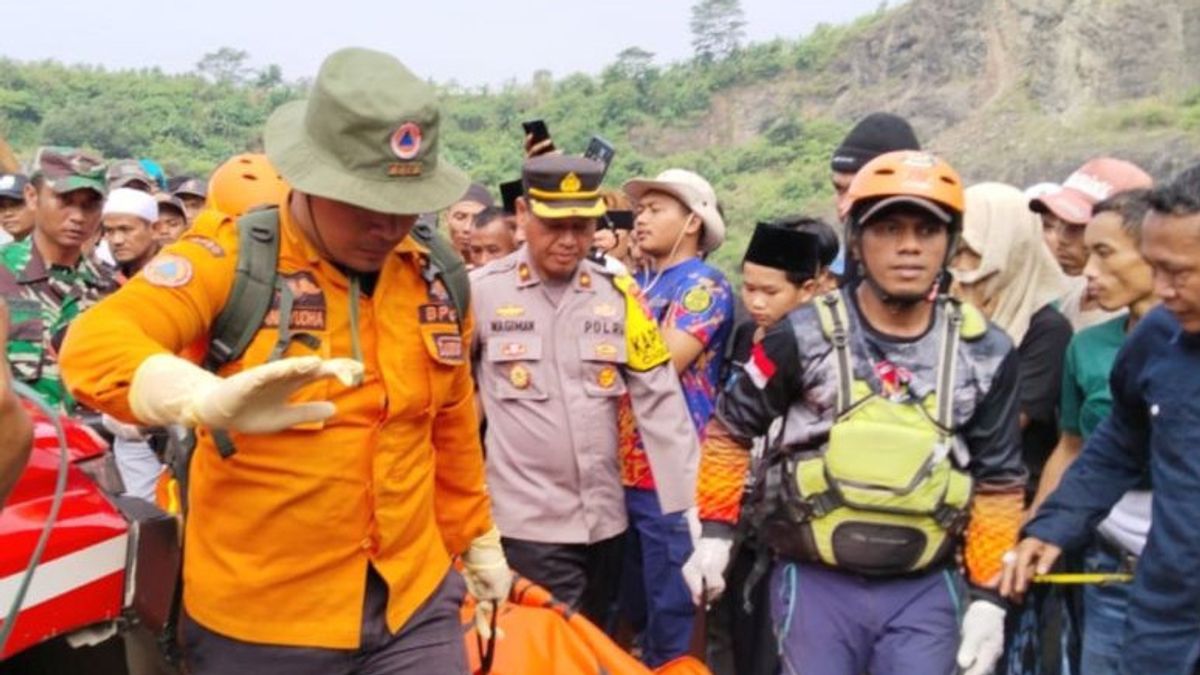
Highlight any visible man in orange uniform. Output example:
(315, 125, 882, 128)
(59, 48, 511, 675)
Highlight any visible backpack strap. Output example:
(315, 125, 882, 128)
(204, 208, 281, 371)
(410, 222, 470, 327)
(935, 297, 964, 434)
(958, 301, 988, 342)
(814, 291, 853, 416)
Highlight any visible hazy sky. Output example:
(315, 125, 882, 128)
(1, 0, 887, 85)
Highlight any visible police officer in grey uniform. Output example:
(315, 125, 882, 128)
(471, 155, 699, 626)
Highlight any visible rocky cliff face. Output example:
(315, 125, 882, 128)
(827, 0, 1200, 121)
(651, 0, 1200, 184)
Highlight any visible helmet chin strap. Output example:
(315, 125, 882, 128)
(854, 227, 959, 307)
(860, 264, 928, 307)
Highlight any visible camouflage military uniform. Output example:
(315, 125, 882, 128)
(1, 238, 115, 407)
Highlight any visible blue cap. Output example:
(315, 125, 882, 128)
(139, 158, 168, 191)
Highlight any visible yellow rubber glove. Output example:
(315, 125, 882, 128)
(129, 354, 363, 433)
(461, 526, 513, 641)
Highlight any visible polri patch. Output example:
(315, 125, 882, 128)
(143, 254, 193, 288)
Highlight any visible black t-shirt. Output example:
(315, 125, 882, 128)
(1017, 304, 1074, 495)
(722, 320, 757, 386)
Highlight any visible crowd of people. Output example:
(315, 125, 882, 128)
(1, 45, 1199, 675)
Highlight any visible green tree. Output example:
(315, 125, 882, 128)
(612, 47, 656, 81)
(196, 47, 252, 86)
(690, 0, 746, 63)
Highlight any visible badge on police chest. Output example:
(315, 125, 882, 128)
(597, 366, 618, 390)
(509, 364, 532, 390)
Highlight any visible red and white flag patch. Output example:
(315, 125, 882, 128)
(745, 343, 777, 389)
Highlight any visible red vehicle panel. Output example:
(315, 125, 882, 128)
(0, 402, 130, 659)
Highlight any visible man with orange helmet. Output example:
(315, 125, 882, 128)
(686, 151, 1026, 675)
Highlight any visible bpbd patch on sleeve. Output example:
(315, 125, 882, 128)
(142, 254, 193, 288)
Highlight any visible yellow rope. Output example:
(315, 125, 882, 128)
(1033, 572, 1133, 585)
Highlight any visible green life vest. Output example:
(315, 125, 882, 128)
(761, 290, 985, 576)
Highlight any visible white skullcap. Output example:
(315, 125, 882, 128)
(102, 187, 159, 223)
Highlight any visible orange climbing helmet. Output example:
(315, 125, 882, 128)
(206, 153, 289, 217)
(845, 150, 965, 231)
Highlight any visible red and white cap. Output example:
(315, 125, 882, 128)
(1029, 158, 1153, 225)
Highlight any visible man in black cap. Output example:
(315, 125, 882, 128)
(471, 154, 699, 627)
(0, 173, 35, 244)
(830, 112, 921, 219)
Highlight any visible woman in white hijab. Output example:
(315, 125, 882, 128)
(950, 182, 1073, 490)
(951, 181, 1077, 674)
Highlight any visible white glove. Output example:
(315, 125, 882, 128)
(684, 507, 701, 549)
(101, 414, 145, 441)
(957, 600, 1006, 675)
(129, 354, 363, 434)
(682, 536, 733, 606)
(462, 526, 514, 641)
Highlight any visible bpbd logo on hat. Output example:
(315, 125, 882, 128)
(264, 48, 470, 214)
(387, 122, 423, 177)
(390, 122, 422, 161)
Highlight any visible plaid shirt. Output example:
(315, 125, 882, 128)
(0, 238, 116, 408)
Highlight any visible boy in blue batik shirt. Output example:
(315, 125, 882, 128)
(616, 169, 733, 667)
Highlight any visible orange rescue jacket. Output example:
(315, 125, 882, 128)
(60, 198, 493, 648)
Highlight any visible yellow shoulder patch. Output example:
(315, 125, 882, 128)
(682, 286, 712, 314)
(613, 274, 670, 372)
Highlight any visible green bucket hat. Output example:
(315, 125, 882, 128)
(264, 47, 468, 215)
